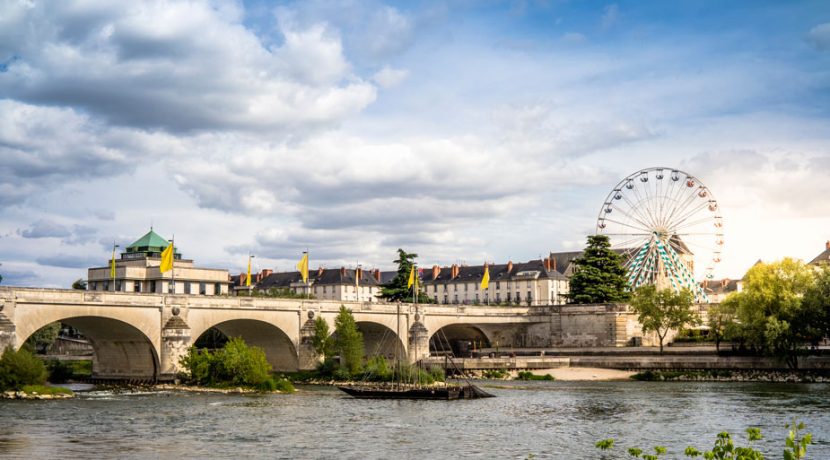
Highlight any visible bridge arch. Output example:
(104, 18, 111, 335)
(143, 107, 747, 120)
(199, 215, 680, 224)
(429, 324, 492, 357)
(191, 319, 299, 371)
(19, 316, 160, 380)
(354, 321, 405, 361)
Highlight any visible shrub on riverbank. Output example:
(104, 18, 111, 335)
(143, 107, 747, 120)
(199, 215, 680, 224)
(0, 346, 47, 391)
(516, 371, 554, 381)
(179, 338, 294, 392)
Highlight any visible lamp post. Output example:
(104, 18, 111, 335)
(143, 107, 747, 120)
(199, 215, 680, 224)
(111, 242, 120, 291)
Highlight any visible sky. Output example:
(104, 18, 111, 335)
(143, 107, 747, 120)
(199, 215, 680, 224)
(1, 0, 829, 288)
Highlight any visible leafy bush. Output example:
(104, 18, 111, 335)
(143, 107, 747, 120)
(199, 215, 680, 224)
(0, 346, 48, 391)
(46, 359, 74, 383)
(482, 369, 508, 379)
(179, 337, 291, 391)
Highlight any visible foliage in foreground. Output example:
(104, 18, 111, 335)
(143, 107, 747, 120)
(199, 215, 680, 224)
(0, 346, 47, 391)
(334, 306, 364, 375)
(596, 421, 812, 459)
(20, 384, 74, 396)
(25, 322, 61, 353)
(179, 337, 294, 392)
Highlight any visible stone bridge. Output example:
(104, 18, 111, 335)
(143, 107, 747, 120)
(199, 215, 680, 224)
(0, 287, 555, 381)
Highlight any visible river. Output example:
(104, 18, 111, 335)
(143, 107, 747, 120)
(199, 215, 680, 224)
(1, 381, 828, 459)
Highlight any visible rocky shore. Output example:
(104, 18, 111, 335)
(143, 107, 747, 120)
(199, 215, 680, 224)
(2, 389, 75, 400)
(632, 369, 830, 383)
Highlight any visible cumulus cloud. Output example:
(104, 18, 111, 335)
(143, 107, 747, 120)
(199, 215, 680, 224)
(0, 0, 376, 134)
(0, 100, 143, 206)
(373, 66, 409, 88)
(807, 23, 830, 51)
(19, 220, 71, 239)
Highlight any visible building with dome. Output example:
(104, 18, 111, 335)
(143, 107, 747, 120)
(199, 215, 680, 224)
(87, 229, 231, 295)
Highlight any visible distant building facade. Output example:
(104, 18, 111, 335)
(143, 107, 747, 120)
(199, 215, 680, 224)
(809, 241, 830, 267)
(236, 267, 383, 302)
(88, 229, 231, 295)
(420, 258, 569, 306)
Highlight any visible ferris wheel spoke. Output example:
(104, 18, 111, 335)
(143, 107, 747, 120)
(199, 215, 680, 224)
(613, 236, 653, 251)
(671, 201, 713, 230)
(601, 217, 652, 234)
(618, 193, 657, 231)
(673, 215, 721, 233)
(663, 190, 701, 228)
(630, 183, 660, 228)
(605, 203, 656, 233)
(662, 174, 691, 227)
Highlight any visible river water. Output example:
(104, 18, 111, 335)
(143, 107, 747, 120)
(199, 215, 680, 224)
(1, 381, 828, 459)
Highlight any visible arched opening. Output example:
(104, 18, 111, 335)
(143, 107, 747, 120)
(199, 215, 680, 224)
(193, 319, 298, 371)
(330, 322, 405, 361)
(429, 324, 491, 357)
(22, 317, 159, 381)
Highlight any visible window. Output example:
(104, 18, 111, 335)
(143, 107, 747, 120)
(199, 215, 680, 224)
(199, 282, 206, 295)
(506, 292, 511, 302)
(527, 291, 532, 301)
(475, 293, 479, 303)
(496, 293, 501, 302)
(323, 286, 327, 293)
(496, 281, 500, 290)
(434, 295, 438, 303)
(168, 281, 175, 294)
(454, 284, 458, 291)
(90, 282, 97, 291)
(433, 284, 437, 293)
(214, 283, 221, 295)
(453, 294, 458, 303)
(150, 280, 156, 293)
(134, 281, 141, 293)
(464, 284, 468, 291)
(184, 281, 192, 295)
(443, 295, 448, 304)
(103, 281, 109, 291)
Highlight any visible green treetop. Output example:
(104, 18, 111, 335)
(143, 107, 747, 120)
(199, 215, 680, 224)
(379, 248, 431, 303)
(630, 285, 699, 353)
(568, 235, 630, 304)
(723, 258, 817, 368)
(334, 306, 364, 376)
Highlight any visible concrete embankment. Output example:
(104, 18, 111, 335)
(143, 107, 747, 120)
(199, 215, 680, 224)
(423, 353, 830, 372)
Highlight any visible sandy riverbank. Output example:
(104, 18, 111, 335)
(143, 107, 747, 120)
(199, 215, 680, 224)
(524, 367, 635, 381)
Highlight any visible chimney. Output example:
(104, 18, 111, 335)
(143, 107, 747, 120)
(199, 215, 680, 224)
(340, 266, 346, 277)
(317, 266, 324, 277)
(356, 267, 362, 280)
(373, 269, 381, 282)
(432, 265, 441, 280)
(722, 278, 729, 288)
(451, 264, 459, 279)
(543, 257, 552, 271)
(552, 257, 557, 272)
(826, 240, 830, 251)
(507, 261, 513, 273)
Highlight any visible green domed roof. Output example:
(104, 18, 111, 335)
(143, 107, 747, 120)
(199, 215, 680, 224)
(124, 228, 181, 259)
(127, 229, 169, 250)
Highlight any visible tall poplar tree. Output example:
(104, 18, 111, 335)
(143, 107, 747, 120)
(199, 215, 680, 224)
(568, 235, 630, 304)
(334, 306, 364, 375)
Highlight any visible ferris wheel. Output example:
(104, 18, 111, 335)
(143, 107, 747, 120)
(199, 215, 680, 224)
(596, 167, 723, 301)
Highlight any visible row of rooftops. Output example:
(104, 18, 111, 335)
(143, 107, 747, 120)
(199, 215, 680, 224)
(232, 257, 573, 289)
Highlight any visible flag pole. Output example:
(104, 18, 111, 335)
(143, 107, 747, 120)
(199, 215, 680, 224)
(170, 236, 175, 294)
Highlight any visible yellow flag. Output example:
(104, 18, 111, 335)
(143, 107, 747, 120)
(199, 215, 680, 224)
(246, 256, 252, 287)
(407, 266, 415, 288)
(296, 252, 309, 283)
(160, 243, 174, 273)
(110, 247, 117, 279)
(480, 264, 490, 290)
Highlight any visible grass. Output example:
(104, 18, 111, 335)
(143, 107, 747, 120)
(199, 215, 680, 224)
(20, 384, 74, 396)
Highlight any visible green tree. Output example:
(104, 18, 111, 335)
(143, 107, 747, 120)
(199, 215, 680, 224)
(71, 279, 87, 290)
(707, 302, 738, 353)
(568, 235, 630, 304)
(179, 337, 278, 389)
(0, 346, 48, 391)
(379, 248, 431, 303)
(630, 285, 699, 353)
(333, 305, 364, 375)
(801, 265, 830, 346)
(724, 258, 815, 368)
(25, 322, 61, 354)
(311, 316, 333, 358)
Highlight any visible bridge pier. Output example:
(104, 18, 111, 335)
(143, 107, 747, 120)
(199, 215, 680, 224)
(160, 308, 191, 381)
(298, 311, 321, 370)
(0, 310, 15, 351)
(408, 314, 429, 364)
